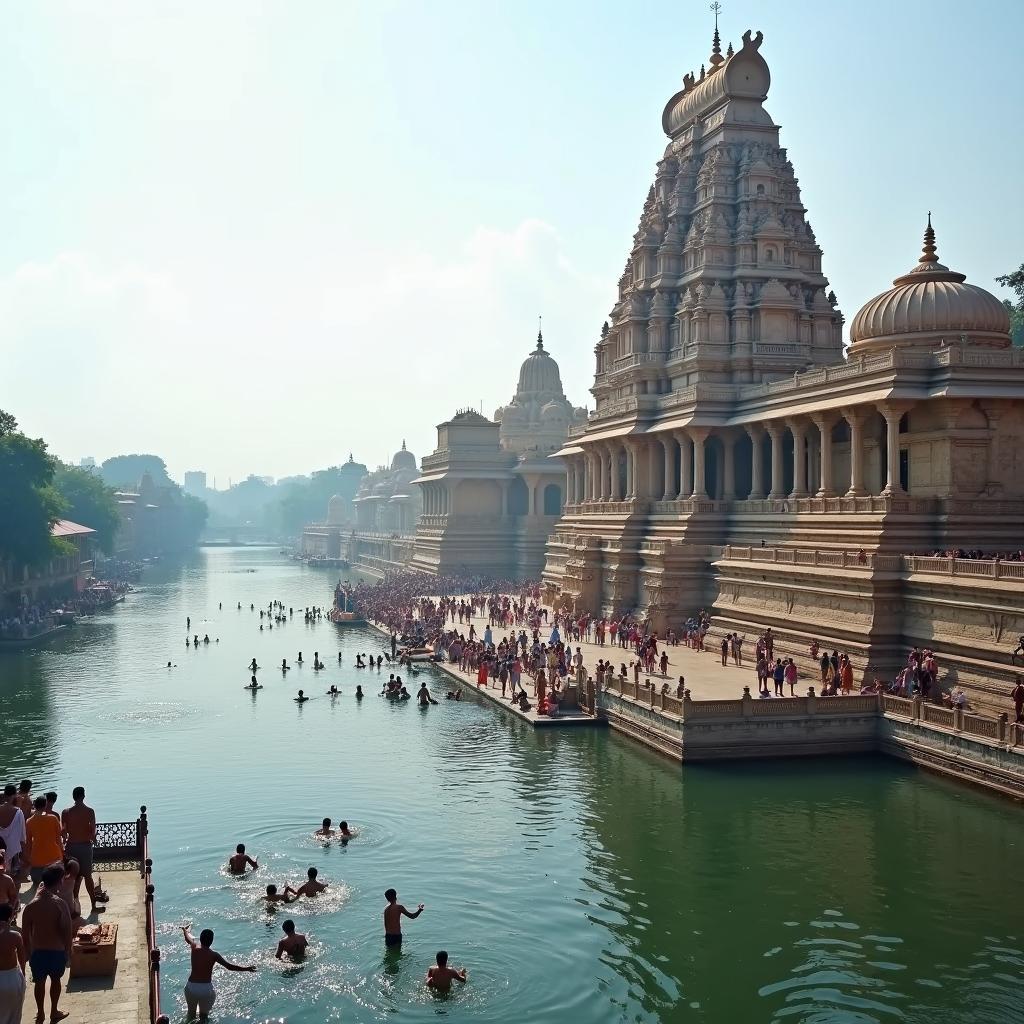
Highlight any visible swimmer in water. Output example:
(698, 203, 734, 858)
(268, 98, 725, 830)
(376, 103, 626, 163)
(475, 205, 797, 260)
(187, 617, 191, 630)
(327, 685, 339, 696)
(339, 820, 353, 840)
(167, 661, 175, 669)
(275, 919, 308, 961)
(417, 683, 438, 706)
(249, 659, 258, 672)
(337, 652, 342, 664)
(281, 659, 290, 672)
(383, 888, 423, 947)
(355, 685, 364, 700)
(203, 635, 210, 645)
(265, 883, 299, 905)
(294, 867, 327, 898)
(315, 818, 334, 837)
(297, 652, 303, 664)
(426, 950, 467, 992)
(294, 690, 309, 703)
(228, 844, 258, 874)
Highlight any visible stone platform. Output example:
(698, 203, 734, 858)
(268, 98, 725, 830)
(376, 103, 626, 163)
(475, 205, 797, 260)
(19, 869, 148, 1024)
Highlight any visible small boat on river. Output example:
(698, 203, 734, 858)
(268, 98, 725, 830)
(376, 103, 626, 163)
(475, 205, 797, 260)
(331, 581, 366, 626)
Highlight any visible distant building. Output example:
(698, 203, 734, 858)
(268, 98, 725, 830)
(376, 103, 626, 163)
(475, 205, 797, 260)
(409, 329, 587, 578)
(183, 471, 207, 496)
(299, 455, 368, 559)
(1, 520, 96, 606)
(346, 444, 423, 576)
(79, 457, 96, 470)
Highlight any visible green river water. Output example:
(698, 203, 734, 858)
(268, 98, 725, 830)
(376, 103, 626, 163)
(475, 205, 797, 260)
(0, 547, 1021, 1023)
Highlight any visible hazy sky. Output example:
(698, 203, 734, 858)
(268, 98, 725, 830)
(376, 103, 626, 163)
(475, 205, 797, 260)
(2, 0, 1021, 485)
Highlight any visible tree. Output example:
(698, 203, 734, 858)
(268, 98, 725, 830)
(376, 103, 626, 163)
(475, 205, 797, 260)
(99, 454, 174, 489)
(0, 411, 69, 567)
(996, 265, 1024, 347)
(53, 463, 121, 554)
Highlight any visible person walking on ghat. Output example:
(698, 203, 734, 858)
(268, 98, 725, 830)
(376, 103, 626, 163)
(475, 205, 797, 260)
(181, 925, 255, 1021)
(0, 903, 27, 1024)
(21, 865, 72, 1024)
(61, 786, 104, 915)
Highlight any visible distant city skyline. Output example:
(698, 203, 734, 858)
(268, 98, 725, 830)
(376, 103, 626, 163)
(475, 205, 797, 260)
(2, 0, 1021, 482)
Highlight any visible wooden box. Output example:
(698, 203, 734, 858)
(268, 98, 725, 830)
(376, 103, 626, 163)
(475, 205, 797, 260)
(71, 922, 118, 977)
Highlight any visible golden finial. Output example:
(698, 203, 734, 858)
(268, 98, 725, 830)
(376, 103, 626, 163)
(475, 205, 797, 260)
(921, 211, 938, 264)
(709, 3, 724, 67)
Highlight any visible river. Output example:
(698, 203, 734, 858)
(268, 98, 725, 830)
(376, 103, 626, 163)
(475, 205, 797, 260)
(1, 547, 1021, 1023)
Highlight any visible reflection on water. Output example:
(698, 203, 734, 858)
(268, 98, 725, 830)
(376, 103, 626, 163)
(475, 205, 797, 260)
(1, 547, 1021, 1023)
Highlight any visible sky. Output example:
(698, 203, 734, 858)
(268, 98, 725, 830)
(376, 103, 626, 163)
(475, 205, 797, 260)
(1, 0, 1022, 485)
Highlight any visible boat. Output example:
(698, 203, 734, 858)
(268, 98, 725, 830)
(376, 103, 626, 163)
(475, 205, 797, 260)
(331, 582, 366, 626)
(398, 646, 435, 663)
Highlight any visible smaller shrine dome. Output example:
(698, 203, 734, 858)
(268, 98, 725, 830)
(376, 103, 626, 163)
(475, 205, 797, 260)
(849, 217, 1011, 353)
(327, 494, 346, 525)
(517, 330, 564, 397)
(541, 399, 569, 423)
(390, 441, 417, 472)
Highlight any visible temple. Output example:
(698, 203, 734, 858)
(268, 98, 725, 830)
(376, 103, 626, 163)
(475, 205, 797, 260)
(542, 27, 1023, 714)
(409, 329, 587, 577)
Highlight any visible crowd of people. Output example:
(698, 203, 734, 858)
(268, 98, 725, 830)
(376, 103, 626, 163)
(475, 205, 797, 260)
(919, 548, 1024, 561)
(1, 578, 132, 641)
(0, 780, 107, 1023)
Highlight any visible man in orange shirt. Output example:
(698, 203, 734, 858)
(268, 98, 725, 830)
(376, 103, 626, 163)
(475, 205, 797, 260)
(24, 797, 64, 887)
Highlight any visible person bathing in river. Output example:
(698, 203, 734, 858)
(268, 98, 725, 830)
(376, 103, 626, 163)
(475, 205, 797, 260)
(417, 682, 438, 706)
(281, 659, 290, 672)
(294, 867, 327, 898)
(228, 844, 257, 875)
(426, 950, 467, 992)
(339, 821, 353, 840)
(327, 685, 339, 696)
(181, 925, 256, 1021)
(249, 658, 258, 672)
(294, 690, 309, 703)
(355, 685, 364, 700)
(265, 884, 298, 905)
(383, 888, 423, 947)
(275, 920, 308, 961)
(315, 818, 334, 837)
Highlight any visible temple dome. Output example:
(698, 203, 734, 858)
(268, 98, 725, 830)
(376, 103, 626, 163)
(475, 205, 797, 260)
(390, 441, 417, 472)
(850, 218, 1011, 352)
(517, 330, 564, 397)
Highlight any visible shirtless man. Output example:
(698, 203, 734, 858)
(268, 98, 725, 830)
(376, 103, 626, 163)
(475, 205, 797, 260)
(0, 903, 26, 1021)
(417, 683, 437, 706)
(274, 920, 308, 961)
(0, 851, 17, 918)
(294, 867, 327, 898)
(21, 865, 72, 1024)
(264, 884, 298, 906)
(315, 818, 335, 837)
(339, 821, 354, 841)
(227, 844, 258, 875)
(383, 888, 423, 947)
(426, 950, 467, 992)
(62, 786, 101, 914)
(181, 925, 255, 1021)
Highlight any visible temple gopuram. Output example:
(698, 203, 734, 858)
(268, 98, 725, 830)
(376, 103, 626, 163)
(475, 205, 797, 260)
(542, 26, 1023, 713)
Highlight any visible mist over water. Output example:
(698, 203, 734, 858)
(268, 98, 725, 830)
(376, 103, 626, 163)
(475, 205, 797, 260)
(0, 547, 1020, 1023)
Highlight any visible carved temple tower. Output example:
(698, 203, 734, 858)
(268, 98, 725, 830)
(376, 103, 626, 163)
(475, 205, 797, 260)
(543, 26, 1024, 713)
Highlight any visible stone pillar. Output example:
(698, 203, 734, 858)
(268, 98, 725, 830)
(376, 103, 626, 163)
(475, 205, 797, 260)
(625, 442, 635, 500)
(722, 432, 737, 501)
(597, 447, 609, 501)
(661, 435, 675, 501)
(812, 414, 836, 497)
(690, 428, 710, 500)
(766, 422, 785, 499)
(843, 407, 866, 497)
(746, 425, 765, 499)
(675, 430, 693, 499)
(787, 418, 808, 498)
(609, 444, 622, 501)
(881, 403, 910, 495)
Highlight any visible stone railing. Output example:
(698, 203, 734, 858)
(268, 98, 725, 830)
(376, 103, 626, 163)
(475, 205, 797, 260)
(882, 693, 1013, 742)
(720, 546, 1024, 580)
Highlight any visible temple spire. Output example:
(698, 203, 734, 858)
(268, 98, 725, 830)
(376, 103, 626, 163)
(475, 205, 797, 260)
(536, 315, 545, 351)
(920, 212, 938, 264)
(709, 2, 724, 68)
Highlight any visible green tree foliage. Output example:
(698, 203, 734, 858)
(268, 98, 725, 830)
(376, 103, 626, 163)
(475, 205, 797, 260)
(997, 265, 1024, 347)
(53, 463, 121, 554)
(0, 411, 69, 567)
(99, 453, 174, 489)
